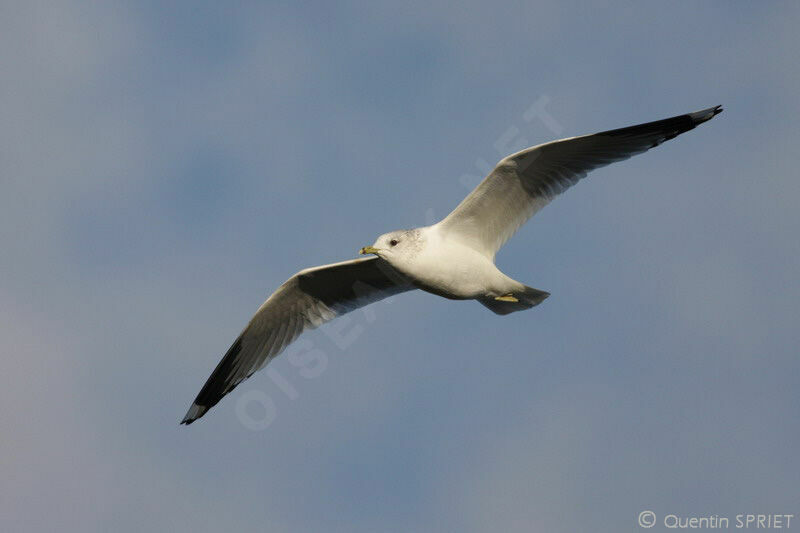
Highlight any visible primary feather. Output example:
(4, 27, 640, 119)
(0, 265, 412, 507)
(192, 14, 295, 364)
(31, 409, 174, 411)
(181, 257, 412, 424)
(439, 106, 722, 257)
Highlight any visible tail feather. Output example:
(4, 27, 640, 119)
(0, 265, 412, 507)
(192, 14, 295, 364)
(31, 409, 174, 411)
(479, 286, 550, 315)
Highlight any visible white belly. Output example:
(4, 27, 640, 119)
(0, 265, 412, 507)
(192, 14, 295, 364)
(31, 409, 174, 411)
(402, 239, 516, 299)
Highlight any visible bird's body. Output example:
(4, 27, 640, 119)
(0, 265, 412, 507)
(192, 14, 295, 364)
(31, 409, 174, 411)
(376, 225, 522, 300)
(181, 105, 722, 424)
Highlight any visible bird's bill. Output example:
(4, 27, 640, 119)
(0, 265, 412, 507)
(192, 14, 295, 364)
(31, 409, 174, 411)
(359, 246, 380, 255)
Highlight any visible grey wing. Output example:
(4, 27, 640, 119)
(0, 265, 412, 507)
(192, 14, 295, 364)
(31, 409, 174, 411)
(438, 105, 722, 257)
(181, 256, 413, 424)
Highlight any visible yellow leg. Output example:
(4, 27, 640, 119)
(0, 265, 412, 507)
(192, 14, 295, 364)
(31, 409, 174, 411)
(494, 294, 519, 302)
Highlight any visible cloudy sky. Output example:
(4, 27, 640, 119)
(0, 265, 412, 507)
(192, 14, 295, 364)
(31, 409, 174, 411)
(2, 2, 798, 532)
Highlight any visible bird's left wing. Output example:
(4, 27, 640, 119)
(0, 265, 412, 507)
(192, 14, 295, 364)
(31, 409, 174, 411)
(181, 256, 414, 424)
(438, 106, 722, 258)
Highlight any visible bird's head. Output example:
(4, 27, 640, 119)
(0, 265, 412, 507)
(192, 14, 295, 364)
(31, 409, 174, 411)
(359, 229, 423, 266)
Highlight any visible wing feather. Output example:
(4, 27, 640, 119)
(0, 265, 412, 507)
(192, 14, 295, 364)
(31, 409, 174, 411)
(439, 106, 722, 257)
(181, 256, 414, 424)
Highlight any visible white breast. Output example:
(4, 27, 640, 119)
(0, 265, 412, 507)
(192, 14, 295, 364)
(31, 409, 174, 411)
(398, 225, 513, 299)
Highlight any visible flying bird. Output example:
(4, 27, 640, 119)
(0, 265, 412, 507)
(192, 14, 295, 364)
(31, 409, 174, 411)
(181, 105, 722, 424)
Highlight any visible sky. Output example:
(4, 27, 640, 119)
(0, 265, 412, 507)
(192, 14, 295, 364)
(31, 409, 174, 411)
(1, 1, 799, 532)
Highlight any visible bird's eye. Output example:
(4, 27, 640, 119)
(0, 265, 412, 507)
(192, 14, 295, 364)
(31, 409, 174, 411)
(389, 239, 399, 246)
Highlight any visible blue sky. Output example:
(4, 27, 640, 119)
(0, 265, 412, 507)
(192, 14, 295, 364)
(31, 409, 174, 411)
(1, 1, 798, 532)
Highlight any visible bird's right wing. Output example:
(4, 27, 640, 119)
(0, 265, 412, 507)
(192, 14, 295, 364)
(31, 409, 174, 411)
(438, 106, 722, 258)
(181, 256, 414, 424)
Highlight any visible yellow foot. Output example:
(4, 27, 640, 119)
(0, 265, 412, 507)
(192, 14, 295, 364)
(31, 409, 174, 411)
(494, 294, 519, 302)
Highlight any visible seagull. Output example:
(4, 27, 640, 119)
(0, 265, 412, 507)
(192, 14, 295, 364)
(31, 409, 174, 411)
(181, 105, 722, 424)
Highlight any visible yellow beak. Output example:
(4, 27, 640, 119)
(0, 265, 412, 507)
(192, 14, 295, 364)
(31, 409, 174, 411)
(359, 246, 380, 255)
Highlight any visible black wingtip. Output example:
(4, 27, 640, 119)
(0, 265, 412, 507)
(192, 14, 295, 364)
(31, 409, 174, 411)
(179, 335, 247, 426)
(599, 104, 723, 144)
(689, 105, 723, 125)
(180, 403, 208, 425)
